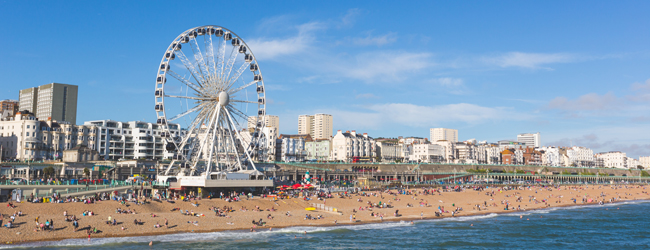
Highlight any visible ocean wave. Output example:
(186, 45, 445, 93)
(1, 221, 413, 249)
(420, 213, 498, 223)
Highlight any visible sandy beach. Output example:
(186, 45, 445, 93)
(1, 184, 648, 245)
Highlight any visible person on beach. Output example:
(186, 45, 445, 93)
(165, 218, 168, 228)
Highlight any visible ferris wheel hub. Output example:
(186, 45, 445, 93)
(218, 91, 230, 106)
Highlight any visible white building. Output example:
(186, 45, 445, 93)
(20, 83, 79, 125)
(594, 151, 627, 169)
(430, 128, 458, 143)
(410, 144, 444, 163)
(240, 126, 277, 162)
(477, 144, 501, 164)
(566, 146, 595, 168)
(455, 142, 477, 164)
(431, 140, 456, 163)
(627, 157, 640, 169)
(83, 120, 181, 160)
(376, 141, 400, 162)
(540, 147, 561, 166)
(331, 130, 375, 162)
(305, 139, 331, 161)
(280, 136, 306, 162)
(399, 137, 428, 145)
(640, 156, 650, 170)
(298, 114, 333, 140)
(248, 115, 279, 138)
(0, 112, 98, 161)
(517, 132, 541, 148)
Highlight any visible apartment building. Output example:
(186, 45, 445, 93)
(84, 120, 181, 160)
(517, 132, 541, 148)
(19, 83, 78, 124)
(594, 151, 627, 169)
(0, 100, 19, 118)
(0, 112, 98, 161)
(331, 130, 375, 162)
(429, 128, 458, 143)
(640, 156, 650, 170)
(540, 147, 561, 166)
(375, 140, 400, 162)
(278, 134, 308, 162)
(566, 146, 595, 168)
(409, 144, 444, 163)
(248, 115, 279, 138)
(305, 139, 331, 161)
(298, 114, 333, 140)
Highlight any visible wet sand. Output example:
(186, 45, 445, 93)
(1, 184, 648, 245)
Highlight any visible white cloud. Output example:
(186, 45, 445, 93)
(484, 52, 577, 69)
(337, 51, 435, 83)
(631, 79, 650, 91)
(433, 77, 464, 87)
(339, 8, 361, 27)
(548, 92, 620, 111)
(246, 22, 323, 61)
(352, 33, 397, 46)
(426, 77, 468, 95)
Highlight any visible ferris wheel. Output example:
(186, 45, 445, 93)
(154, 25, 266, 178)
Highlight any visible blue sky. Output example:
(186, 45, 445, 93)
(1, 1, 650, 157)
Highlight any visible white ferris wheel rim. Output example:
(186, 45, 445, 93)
(154, 25, 267, 176)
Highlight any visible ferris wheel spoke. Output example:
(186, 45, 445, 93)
(207, 35, 218, 88)
(229, 81, 257, 95)
(176, 113, 206, 162)
(175, 107, 210, 151)
(175, 49, 206, 87)
(168, 70, 206, 94)
(230, 99, 258, 104)
(226, 61, 251, 89)
(225, 109, 257, 171)
(164, 95, 210, 101)
(178, 104, 214, 159)
(227, 106, 249, 123)
(217, 36, 228, 85)
(189, 37, 211, 86)
(168, 103, 209, 122)
(221, 46, 238, 85)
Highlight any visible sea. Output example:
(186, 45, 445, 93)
(4, 200, 650, 249)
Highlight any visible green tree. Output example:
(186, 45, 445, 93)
(641, 171, 650, 177)
(43, 166, 54, 178)
(83, 168, 90, 178)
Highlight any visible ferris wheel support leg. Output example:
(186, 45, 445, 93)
(224, 114, 243, 172)
(164, 160, 176, 176)
(191, 104, 220, 173)
(225, 108, 258, 172)
(205, 104, 222, 179)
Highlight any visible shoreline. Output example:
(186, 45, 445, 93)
(2, 185, 648, 246)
